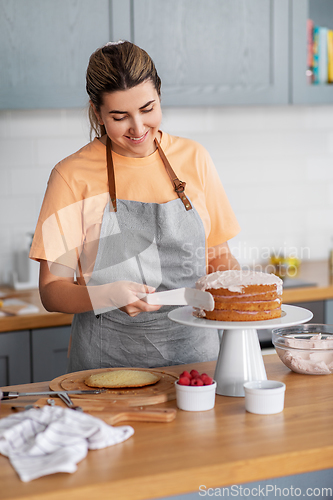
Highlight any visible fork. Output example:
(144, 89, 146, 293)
(57, 393, 83, 411)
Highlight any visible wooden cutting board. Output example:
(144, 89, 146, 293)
(35, 398, 177, 424)
(49, 367, 178, 407)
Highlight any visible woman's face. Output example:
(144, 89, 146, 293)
(93, 80, 162, 158)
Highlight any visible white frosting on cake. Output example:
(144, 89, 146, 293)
(196, 270, 283, 294)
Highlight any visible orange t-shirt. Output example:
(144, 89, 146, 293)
(30, 131, 240, 272)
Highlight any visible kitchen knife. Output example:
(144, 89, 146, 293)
(144, 288, 214, 311)
(1, 390, 104, 400)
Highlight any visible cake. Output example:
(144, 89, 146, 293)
(195, 270, 283, 321)
(85, 369, 161, 388)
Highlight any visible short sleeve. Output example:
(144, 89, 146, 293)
(201, 151, 240, 248)
(29, 168, 82, 269)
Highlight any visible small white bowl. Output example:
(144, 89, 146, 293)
(175, 380, 216, 412)
(243, 380, 286, 415)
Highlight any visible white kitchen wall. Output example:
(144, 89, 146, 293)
(1, 105, 333, 284)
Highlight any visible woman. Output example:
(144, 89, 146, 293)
(30, 41, 240, 371)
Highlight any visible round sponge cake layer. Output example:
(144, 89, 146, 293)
(204, 307, 282, 322)
(196, 271, 283, 322)
(85, 369, 161, 388)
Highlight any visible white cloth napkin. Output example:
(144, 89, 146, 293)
(0, 406, 134, 482)
(0, 298, 39, 316)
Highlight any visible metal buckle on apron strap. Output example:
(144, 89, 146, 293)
(174, 180, 185, 192)
(154, 139, 192, 211)
(174, 180, 192, 211)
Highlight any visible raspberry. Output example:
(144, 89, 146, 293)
(201, 375, 214, 385)
(179, 370, 213, 385)
(178, 376, 191, 386)
(190, 378, 204, 386)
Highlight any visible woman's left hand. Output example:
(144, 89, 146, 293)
(207, 241, 240, 273)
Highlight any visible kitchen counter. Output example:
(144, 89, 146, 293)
(0, 259, 332, 334)
(0, 287, 73, 333)
(0, 354, 332, 500)
(282, 259, 333, 303)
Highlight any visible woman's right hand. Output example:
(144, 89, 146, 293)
(39, 260, 161, 316)
(97, 280, 161, 317)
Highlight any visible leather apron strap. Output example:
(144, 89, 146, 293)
(106, 135, 192, 212)
(106, 136, 117, 212)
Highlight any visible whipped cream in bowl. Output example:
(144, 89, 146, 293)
(272, 324, 333, 375)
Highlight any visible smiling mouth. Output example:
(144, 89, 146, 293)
(125, 130, 149, 143)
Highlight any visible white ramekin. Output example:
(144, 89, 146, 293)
(243, 380, 286, 415)
(175, 380, 216, 411)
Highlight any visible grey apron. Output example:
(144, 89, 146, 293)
(68, 138, 219, 371)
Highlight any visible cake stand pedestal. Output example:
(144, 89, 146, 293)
(168, 304, 313, 397)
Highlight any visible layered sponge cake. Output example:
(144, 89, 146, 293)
(195, 270, 283, 322)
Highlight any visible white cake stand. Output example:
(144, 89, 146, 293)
(168, 304, 313, 397)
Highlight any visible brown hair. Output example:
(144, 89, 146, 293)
(86, 41, 161, 139)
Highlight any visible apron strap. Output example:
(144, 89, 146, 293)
(106, 136, 117, 212)
(154, 139, 192, 211)
(106, 135, 192, 212)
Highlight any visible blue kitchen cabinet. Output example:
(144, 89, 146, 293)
(2, 0, 333, 109)
(292, 300, 325, 323)
(31, 326, 71, 383)
(294, 298, 333, 324)
(113, 0, 289, 106)
(0, 330, 31, 386)
(0, 0, 110, 109)
(325, 299, 333, 324)
(0, 325, 71, 386)
(0, 0, 289, 109)
(113, 0, 333, 106)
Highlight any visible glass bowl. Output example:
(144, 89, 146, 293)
(272, 324, 333, 375)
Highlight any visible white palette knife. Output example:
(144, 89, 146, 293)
(144, 288, 214, 310)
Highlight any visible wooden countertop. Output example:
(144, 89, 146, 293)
(0, 287, 73, 333)
(0, 259, 333, 333)
(282, 259, 333, 303)
(0, 355, 333, 500)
